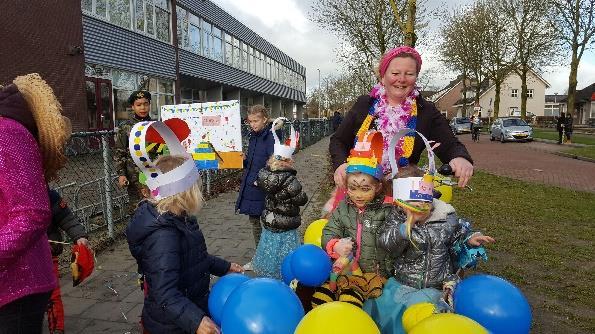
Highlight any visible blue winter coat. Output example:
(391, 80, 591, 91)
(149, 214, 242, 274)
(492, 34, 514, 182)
(126, 201, 230, 334)
(235, 123, 275, 216)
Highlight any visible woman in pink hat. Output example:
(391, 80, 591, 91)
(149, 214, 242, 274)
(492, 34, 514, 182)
(329, 46, 474, 189)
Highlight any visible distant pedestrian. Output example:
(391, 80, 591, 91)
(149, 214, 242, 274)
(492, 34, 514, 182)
(332, 111, 343, 131)
(235, 105, 275, 271)
(564, 113, 573, 143)
(556, 112, 565, 144)
(251, 118, 307, 280)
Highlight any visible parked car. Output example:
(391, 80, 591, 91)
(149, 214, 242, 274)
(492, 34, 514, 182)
(449, 117, 472, 135)
(490, 117, 533, 143)
(509, 111, 536, 118)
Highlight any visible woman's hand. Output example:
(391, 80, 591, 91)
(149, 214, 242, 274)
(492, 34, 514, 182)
(228, 263, 244, 273)
(196, 316, 220, 334)
(467, 235, 495, 247)
(448, 157, 474, 188)
(333, 163, 348, 188)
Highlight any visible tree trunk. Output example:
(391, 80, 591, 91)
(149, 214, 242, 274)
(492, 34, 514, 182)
(567, 40, 579, 122)
(405, 0, 417, 47)
(461, 73, 468, 117)
(494, 81, 502, 119)
(520, 66, 528, 120)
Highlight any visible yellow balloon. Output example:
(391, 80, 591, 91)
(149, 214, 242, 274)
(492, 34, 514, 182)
(409, 313, 489, 334)
(402, 303, 436, 333)
(303, 219, 328, 248)
(294, 302, 380, 334)
(434, 176, 453, 203)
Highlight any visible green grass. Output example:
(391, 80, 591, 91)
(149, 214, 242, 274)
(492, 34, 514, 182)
(562, 146, 595, 160)
(533, 128, 595, 145)
(453, 171, 595, 332)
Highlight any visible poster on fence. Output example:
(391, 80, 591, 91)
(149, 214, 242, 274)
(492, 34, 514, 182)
(160, 100, 243, 170)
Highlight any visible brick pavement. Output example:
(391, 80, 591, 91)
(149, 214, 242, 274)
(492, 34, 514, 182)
(46, 136, 332, 334)
(458, 134, 595, 193)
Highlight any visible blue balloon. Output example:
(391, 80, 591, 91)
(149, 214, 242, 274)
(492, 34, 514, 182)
(454, 274, 532, 334)
(208, 273, 251, 325)
(290, 244, 331, 287)
(221, 278, 305, 334)
(281, 252, 296, 285)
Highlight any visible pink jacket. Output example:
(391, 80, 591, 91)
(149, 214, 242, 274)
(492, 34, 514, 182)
(0, 117, 56, 307)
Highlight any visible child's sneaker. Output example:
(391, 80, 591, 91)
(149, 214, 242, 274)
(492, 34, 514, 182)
(242, 262, 253, 271)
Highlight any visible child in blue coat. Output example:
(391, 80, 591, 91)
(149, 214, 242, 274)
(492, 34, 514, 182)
(127, 154, 243, 334)
(235, 105, 275, 270)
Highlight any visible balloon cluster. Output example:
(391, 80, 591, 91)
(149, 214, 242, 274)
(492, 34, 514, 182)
(403, 274, 532, 334)
(208, 275, 304, 334)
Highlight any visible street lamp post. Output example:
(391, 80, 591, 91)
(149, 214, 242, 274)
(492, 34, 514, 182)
(317, 68, 321, 119)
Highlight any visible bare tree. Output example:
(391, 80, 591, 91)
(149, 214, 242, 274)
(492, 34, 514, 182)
(439, 7, 485, 116)
(501, 0, 558, 119)
(551, 0, 595, 118)
(388, 0, 418, 46)
(479, 0, 516, 119)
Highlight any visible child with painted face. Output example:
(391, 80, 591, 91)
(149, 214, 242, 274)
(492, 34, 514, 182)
(315, 131, 391, 309)
(364, 130, 494, 334)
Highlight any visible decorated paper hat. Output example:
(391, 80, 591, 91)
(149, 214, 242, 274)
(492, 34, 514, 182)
(346, 130, 384, 180)
(129, 121, 199, 200)
(272, 117, 299, 159)
(389, 129, 437, 206)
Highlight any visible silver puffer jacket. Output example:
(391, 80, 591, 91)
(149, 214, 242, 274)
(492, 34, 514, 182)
(256, 166, 308, 232)
(378, 200, 479, 289)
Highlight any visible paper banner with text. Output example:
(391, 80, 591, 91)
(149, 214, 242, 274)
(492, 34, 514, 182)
(160, 100, 243, 170)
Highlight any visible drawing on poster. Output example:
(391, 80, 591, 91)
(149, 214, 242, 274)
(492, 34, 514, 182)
(160, 100, 243, 170)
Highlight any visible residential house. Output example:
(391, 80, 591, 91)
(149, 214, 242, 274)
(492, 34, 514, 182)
(452, 69, 549, 120)
(427, 75, 469, 119)
(560, 83, 595, 125)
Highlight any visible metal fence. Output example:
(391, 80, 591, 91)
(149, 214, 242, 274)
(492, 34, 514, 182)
(49, 119, 332, 238)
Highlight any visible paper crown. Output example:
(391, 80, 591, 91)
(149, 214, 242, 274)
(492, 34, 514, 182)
(272, 117, 299, 159)
(346, 130, 384, 180)
(389, 129, 437, 203)
(129, 121, 199, 200)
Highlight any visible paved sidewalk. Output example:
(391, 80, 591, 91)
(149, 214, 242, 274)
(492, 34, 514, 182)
(46, 136, 332, 334)
(459, 135, 595, 193)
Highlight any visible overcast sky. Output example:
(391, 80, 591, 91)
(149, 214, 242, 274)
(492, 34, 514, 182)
(211, 0, 595, 95)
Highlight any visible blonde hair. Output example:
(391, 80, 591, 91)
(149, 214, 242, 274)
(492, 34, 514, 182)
(13, 73, 72, 181)
(267, 154, 293, 171)
(248, 104, 269, 119)
(150, 155, 204, 216)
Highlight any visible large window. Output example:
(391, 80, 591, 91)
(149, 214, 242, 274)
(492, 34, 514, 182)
(241, 43, 248, 71)
(544, 104, 560, 116)
(224, 34, 233, 66)
(188, 14, 201, 54)
(212, 27, 223, 62)
(233, 38, 241, 69)
(83, 0, 171, 43)
(112, 69, 174, 121)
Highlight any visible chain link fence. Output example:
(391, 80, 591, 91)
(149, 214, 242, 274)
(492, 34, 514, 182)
(49, 119, 332, 238)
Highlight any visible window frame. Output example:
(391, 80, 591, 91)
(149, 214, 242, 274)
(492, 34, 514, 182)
(511, 89, 518, 98)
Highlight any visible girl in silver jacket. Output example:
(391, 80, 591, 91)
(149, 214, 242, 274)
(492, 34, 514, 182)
(363, 165, 495, 334)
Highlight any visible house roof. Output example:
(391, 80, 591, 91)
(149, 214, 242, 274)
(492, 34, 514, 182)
(428, 74, 465, 102)
(421, 90, 437, 98)
(452, 79, 491, 106)
(559, 83, 595, 103)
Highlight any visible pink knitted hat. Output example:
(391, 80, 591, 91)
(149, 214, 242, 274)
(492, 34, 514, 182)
(379, 46, 423, 76)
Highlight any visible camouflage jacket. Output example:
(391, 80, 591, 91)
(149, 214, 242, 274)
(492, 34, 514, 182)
(114, 113, 151, 178)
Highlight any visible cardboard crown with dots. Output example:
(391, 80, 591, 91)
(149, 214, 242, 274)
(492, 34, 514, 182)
(128, 121, 199, 200)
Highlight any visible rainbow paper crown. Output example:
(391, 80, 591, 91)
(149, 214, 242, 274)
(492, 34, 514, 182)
(346, 130, 384, 180)
(272, 117, 299, 159)
(389, 129, 436, 203)
(129, 121, 199, 200)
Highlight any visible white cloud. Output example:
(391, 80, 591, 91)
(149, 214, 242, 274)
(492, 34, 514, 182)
(543, 52, 595, 94)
